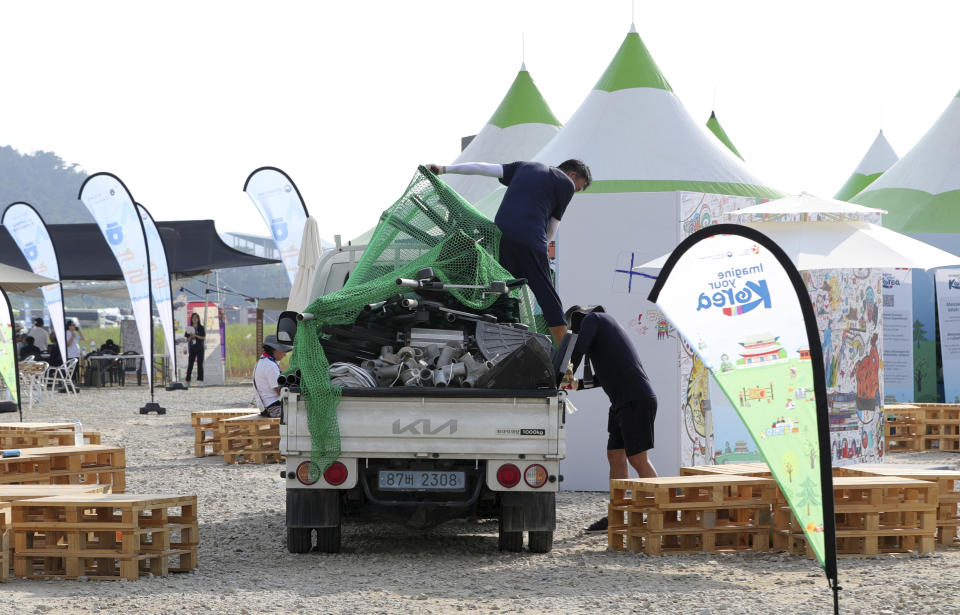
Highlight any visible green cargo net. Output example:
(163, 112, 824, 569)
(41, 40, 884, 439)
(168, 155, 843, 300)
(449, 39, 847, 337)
(289, 166, 546, 477)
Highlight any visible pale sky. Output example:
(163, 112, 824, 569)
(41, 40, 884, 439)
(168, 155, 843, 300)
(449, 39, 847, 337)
(1, 1, 957, 241)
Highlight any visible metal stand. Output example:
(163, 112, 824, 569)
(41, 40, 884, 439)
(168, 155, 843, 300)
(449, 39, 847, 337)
(165, 382, 187, 391)
(139, 402, 166, 415)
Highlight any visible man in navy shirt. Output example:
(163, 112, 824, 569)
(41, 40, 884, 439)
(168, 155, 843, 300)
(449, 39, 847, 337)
(428, 160, 591, 344)
(564, 307, 658, 532)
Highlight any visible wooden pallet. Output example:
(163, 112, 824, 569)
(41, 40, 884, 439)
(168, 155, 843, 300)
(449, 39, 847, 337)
(191, 409, 258, 457)
(12, 494, 198, 580)
(0, 430, 101, 449)
(775, 476, 939, 557)
(0, 422, 75, 433)
(884, 404, 926, 451)
(23, 446, 126, 493)
(680, 462, 773, 477)
(840, 466, 960, 546)
(0, 455, 51, 485)
(0, 515, 8, 582)
(218, 415, 281, 465)
(610, 475, 777, 555)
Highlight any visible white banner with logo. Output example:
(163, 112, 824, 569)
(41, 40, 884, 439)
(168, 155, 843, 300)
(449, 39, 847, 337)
(137, 204, 176, 378)
(244, 167, 309, 285)
(935, 268, 960, 403)
(79, 174, 152, 388)
(2, 203, 67, 364)
(881, 269, 914, 402)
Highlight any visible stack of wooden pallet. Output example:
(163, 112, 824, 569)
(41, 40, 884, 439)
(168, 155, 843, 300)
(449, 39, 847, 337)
(920, 404, 960, 452)
(191, 409, 258, 457)
(0, 485, 113, 582)
(217, 415, 282, 465)
(883, 404, 925, 452)
(0, 422, 101, 448)
(841, 466, 960, 546)
(11, 493, 198, 580)
(884, 404, 960, 452)
(609, 475, 777, 555)
(774, 476, 939, 557)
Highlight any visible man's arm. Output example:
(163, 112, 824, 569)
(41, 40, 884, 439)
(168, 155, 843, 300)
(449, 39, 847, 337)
(427, 162, 503, 178)
(546, 217, 561, 241)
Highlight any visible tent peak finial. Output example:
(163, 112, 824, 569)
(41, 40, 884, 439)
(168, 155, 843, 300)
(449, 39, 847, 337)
(629, 22, 637, 34)
(520, 61, 527, 72)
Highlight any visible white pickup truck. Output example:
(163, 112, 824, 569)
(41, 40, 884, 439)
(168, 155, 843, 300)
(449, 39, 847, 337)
(280, 386, 570, 553)
(277, 242, 575, 554)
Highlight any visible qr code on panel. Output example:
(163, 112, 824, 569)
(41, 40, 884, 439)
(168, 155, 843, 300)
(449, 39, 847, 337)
(883, 295, 894, 307)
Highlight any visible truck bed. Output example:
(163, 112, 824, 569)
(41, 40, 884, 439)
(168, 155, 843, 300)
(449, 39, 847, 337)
(282, 388, 569, 459)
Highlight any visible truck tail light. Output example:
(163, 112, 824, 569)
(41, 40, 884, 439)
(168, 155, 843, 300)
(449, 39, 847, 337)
(524, 464, 548, 488)
(295, 461, 318, 485)
(323, 461, 348, 486)
(496, 463, 521, 488)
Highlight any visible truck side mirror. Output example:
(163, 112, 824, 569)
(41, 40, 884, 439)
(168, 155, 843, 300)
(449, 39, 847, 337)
(277, 311, 298, 344)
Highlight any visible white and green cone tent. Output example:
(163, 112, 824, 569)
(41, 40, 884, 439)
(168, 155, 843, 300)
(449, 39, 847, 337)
(852, 92, 960, 233)
(443, 63, 562, 205)
(706, 110, 744, 160)
(834, 130, 898, 202)
(521, 25, 781, 488)
(851, 91, 960, 403)
(351, 64, 561, 245)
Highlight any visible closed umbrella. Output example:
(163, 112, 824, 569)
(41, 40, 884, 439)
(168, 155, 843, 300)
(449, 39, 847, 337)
(287, 217, 323, 313)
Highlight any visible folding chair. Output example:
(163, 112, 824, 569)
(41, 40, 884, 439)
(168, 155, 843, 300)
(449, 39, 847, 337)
(45, 357, 79, 395)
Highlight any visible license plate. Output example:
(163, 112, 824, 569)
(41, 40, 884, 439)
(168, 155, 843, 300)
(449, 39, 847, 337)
(377, 470, 466, 491)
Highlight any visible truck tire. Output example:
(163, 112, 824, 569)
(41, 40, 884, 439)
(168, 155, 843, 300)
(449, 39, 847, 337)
(315, 524, 342, 553)
(287, 527, 312, 554)
(498, 518, 523, 552)
(527, 530, 553, 553)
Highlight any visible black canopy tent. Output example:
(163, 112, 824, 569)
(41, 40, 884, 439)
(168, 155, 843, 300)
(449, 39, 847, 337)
(0, 219, 279, 279)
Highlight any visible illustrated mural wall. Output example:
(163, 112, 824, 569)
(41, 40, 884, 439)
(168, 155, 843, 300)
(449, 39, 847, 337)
(674, 193, 885, 466)
(803, 268, 884, 464)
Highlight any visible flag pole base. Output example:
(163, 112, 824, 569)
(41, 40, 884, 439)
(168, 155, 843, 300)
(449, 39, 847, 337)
(165, 382, 188, 391)
(139, 402, 166, 415)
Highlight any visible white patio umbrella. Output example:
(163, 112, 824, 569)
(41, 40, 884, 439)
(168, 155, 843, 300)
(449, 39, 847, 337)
(639, 220, 960, 271)
(287, 217, 323, 313)
(0, 263, 58, 294)
(723, 192, 886, 219)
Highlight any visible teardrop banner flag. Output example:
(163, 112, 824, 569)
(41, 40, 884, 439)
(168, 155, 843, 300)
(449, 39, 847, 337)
(2, 203, 68, 367)
(648, 224, 840, 612)
(137, 203, 176, 379)
(243, 167, 310, 285)
(78, 174, 153, 390)
(0, 287, 19, 413)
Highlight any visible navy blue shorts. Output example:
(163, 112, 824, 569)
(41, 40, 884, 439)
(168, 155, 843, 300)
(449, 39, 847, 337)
(607, 397, 657, 456)
(498, 236, 564, 327)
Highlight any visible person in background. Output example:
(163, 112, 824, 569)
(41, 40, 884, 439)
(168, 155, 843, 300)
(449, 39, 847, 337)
(99, 338, 120, 355)
(185, 312, 206, 387)
(562, 306, 658, 533)
(27, 318, 49, 348)
(19, 336, 42, 361)
(46, 331, 62, 367)
(254, 334, 293, 417)
(65, 320, 85, 386)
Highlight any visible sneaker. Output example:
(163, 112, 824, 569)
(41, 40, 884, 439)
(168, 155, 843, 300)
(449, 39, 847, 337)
(585, 516, 608, 533)
(196, 381, 204, 388)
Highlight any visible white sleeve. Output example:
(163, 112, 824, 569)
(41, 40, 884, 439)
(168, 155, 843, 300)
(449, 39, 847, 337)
(546, 217, 561, 241)
(442, 162, 503, 178)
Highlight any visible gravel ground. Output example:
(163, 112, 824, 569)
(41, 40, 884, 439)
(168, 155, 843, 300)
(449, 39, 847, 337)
(2, 385, 959, 615)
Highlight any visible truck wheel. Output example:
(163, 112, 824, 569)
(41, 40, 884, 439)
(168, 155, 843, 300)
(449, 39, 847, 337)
(315, 524, 342, 553)
(498, 518, 523, 552)
(528, 530, 553, 553)
(287, 528, 312, 554)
